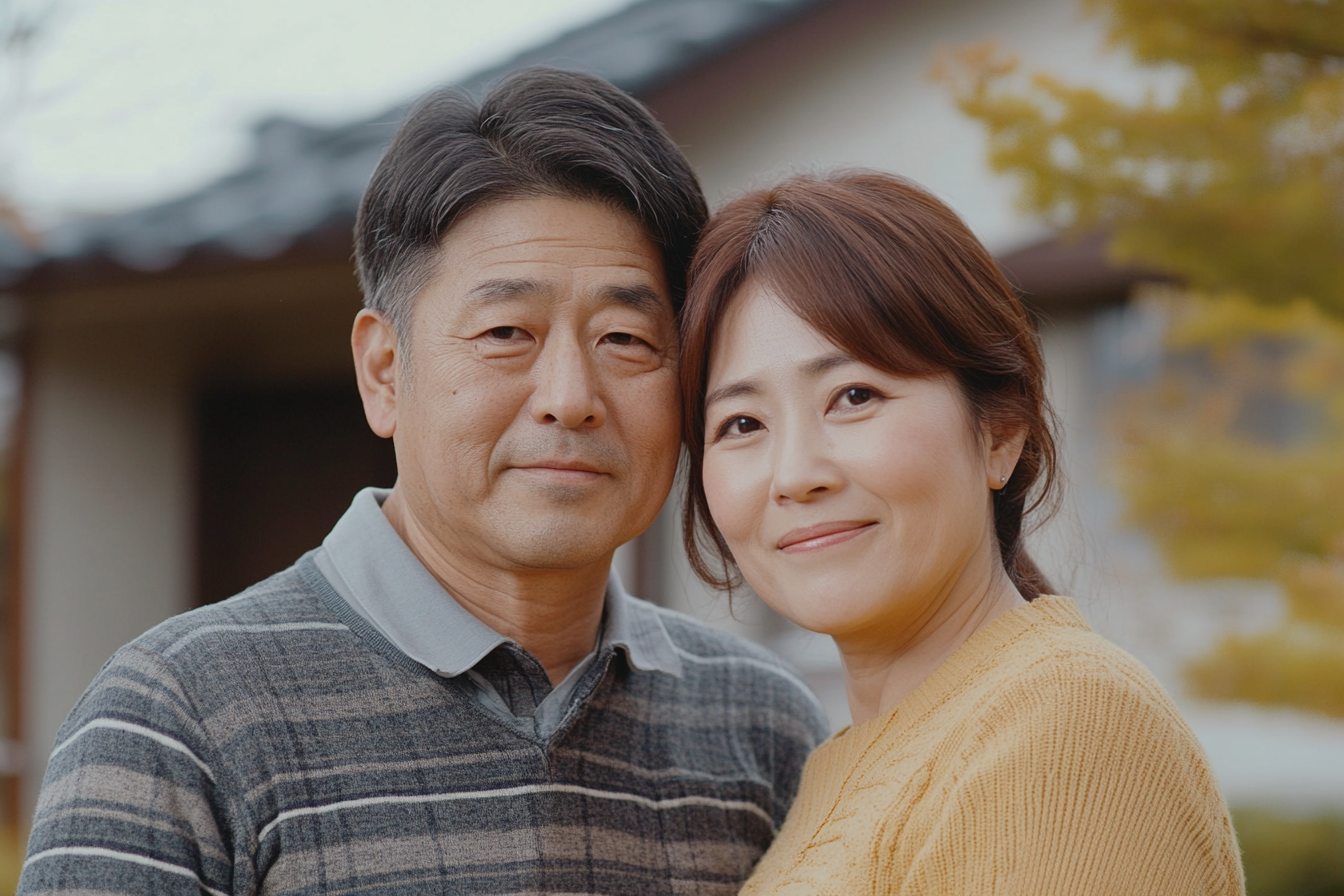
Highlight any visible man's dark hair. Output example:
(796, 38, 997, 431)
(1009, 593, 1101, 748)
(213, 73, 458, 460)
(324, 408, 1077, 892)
(355, 67, 709, 338)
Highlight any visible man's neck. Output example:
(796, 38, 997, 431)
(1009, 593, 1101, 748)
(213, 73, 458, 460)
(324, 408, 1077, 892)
(380, 488, 609, 686)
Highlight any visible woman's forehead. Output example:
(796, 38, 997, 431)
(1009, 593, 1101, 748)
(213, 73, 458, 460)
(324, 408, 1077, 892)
(707, 286, 840, 376)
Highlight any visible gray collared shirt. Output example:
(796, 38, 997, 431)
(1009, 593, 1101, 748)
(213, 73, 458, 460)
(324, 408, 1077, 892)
(312, 487, 682, 739)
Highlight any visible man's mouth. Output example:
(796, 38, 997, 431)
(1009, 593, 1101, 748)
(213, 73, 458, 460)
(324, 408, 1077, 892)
(512, 460, 607, 482)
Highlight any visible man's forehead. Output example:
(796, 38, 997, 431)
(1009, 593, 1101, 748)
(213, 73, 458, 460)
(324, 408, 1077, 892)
(464, 276, 666, 312)
(421, 196, 671, 311)
(444, 195, 657, 254)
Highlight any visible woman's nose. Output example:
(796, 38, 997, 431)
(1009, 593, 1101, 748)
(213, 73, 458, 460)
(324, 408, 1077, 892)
(770, 421, 844, 503)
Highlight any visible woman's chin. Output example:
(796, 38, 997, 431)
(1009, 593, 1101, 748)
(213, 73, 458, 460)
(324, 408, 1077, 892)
(754, 590, 891, 641)
(744, 557, 883, 618)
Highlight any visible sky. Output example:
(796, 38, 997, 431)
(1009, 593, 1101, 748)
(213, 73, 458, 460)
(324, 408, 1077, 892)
(0, 0, 632, 222)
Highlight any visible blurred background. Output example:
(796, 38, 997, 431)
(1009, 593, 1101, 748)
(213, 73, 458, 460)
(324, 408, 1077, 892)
(1, 0, 1342, 892)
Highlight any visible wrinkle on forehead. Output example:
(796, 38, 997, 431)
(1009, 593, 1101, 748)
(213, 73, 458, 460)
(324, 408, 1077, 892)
(464, 277, 664, 313)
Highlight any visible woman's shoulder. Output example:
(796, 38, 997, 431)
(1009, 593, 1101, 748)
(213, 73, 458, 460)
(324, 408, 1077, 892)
(896, 598, 1244, 896)
(968, 595, 1210, 772)
(994, 596, 1176, 704)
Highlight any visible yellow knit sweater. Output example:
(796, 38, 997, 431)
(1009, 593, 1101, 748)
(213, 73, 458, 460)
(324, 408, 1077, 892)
(742, 597, 1244, 895)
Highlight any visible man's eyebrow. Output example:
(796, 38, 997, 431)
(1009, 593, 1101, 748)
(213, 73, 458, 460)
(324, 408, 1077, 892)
(705, 379, 761, 408)
(602, 283, 665, 312)
(465, 278, 551, 302)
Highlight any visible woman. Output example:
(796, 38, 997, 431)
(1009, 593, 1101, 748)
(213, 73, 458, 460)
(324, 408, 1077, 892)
(679, 172, 1244, 895)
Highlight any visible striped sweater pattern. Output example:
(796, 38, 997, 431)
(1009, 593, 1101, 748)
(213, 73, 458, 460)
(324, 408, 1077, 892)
(19, 554, 830, 895)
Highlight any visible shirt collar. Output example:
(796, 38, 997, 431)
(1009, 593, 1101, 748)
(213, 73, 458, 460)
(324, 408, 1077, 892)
(319, 487, 682, 679)
(603, 556, 684, 678)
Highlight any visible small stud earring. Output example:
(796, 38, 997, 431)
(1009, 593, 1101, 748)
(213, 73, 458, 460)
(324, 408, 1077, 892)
(999, 474, 1007, 484)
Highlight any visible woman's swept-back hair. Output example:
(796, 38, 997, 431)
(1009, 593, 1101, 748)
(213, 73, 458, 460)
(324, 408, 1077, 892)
(355, 67, 708, 339)
(680, 172, 1060, 600)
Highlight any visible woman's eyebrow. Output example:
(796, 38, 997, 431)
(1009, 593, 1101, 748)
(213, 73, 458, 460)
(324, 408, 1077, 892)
(705, 379, 761, 408)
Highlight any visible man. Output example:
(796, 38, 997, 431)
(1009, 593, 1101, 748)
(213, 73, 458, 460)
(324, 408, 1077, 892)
(19, 68, 828, 895)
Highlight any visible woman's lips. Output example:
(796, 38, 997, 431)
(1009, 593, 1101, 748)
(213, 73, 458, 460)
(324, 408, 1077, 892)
(777, 521, 877, 554)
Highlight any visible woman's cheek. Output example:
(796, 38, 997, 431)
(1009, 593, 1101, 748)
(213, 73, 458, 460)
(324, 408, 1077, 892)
(703, 451, 758, 553)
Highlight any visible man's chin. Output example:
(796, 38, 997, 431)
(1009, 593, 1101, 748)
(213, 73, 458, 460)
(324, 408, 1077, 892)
(498, 536, 621, 571)
(486, 509, 632, 570)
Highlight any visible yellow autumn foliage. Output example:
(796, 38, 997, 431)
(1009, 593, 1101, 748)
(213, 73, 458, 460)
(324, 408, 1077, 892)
(1116, 293, 1344, 716)
(940, 0, 1344, 716)
(937, 0, 1344, 315)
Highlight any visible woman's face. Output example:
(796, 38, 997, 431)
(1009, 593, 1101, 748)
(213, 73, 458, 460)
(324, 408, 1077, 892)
(701, 283, 1011, 649)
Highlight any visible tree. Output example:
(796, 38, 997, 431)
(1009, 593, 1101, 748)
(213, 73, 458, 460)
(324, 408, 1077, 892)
(939, 0, 1344, 717)
(939, 0, 1344, 314)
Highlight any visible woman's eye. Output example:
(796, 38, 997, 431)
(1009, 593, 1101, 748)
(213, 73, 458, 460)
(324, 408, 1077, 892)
(837, 387, 876, 408)
(716, 416, 763, 440)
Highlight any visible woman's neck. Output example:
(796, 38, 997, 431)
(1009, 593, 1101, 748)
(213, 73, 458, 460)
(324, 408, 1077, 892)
(836, 570, 1026, 727)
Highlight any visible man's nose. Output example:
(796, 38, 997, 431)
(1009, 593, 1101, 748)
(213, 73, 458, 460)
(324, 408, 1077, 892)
(529, 336, 606, 428)
(771, 419, 843, 503)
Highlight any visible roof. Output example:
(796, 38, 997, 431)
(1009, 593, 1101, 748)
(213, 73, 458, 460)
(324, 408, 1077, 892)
(998, 232, 1162, 311)
(0, 0, 828, 288)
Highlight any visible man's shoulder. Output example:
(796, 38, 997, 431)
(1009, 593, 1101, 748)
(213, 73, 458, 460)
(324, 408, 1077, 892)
(633, 600, 830, 731)
(111, 557, 345, 680)
(56, 557, 378, 777)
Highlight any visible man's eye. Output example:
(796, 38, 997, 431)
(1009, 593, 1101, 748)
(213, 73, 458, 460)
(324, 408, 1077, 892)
(603, 332, 641, 347)
(488, 326, 519, 340)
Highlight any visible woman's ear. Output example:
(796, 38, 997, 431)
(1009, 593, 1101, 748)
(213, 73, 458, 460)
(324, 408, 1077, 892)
(983, 420, 1028, 490)
(352, 309, 400, 439)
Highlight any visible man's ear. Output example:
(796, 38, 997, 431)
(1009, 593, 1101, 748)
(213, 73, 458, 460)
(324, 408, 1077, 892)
(352, 309, 400, 439)
(983, 420, 1028, 490)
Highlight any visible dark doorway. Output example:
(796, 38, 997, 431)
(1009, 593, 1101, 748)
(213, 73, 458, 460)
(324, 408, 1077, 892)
(196, 383, 398, 605)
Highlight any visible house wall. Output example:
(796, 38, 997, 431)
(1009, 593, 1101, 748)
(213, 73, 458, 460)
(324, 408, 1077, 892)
(18, 261, 363, 813)
(21, 320, 195, 812)
(647, 0, 1153, 255)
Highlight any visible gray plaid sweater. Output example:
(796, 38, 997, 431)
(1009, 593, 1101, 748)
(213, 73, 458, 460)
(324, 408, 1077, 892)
(19, 553, 829, 895)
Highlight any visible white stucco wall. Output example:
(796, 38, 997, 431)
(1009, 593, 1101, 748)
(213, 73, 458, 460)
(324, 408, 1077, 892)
(15, 264, 360, 815)
(21, 322, 194, 811)
(666, 0, 1157, 253)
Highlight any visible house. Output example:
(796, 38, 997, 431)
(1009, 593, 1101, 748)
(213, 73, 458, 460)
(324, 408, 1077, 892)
(5, 0, 1338, 827)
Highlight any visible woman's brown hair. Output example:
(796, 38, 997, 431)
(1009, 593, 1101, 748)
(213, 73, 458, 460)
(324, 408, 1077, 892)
(679, 172, 1060, 600)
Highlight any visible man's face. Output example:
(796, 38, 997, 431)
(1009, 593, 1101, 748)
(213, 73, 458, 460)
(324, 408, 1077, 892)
(387, 195, 680, 572)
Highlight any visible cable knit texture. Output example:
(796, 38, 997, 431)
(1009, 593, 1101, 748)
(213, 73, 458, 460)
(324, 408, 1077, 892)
(740, 596, 1246, 896)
